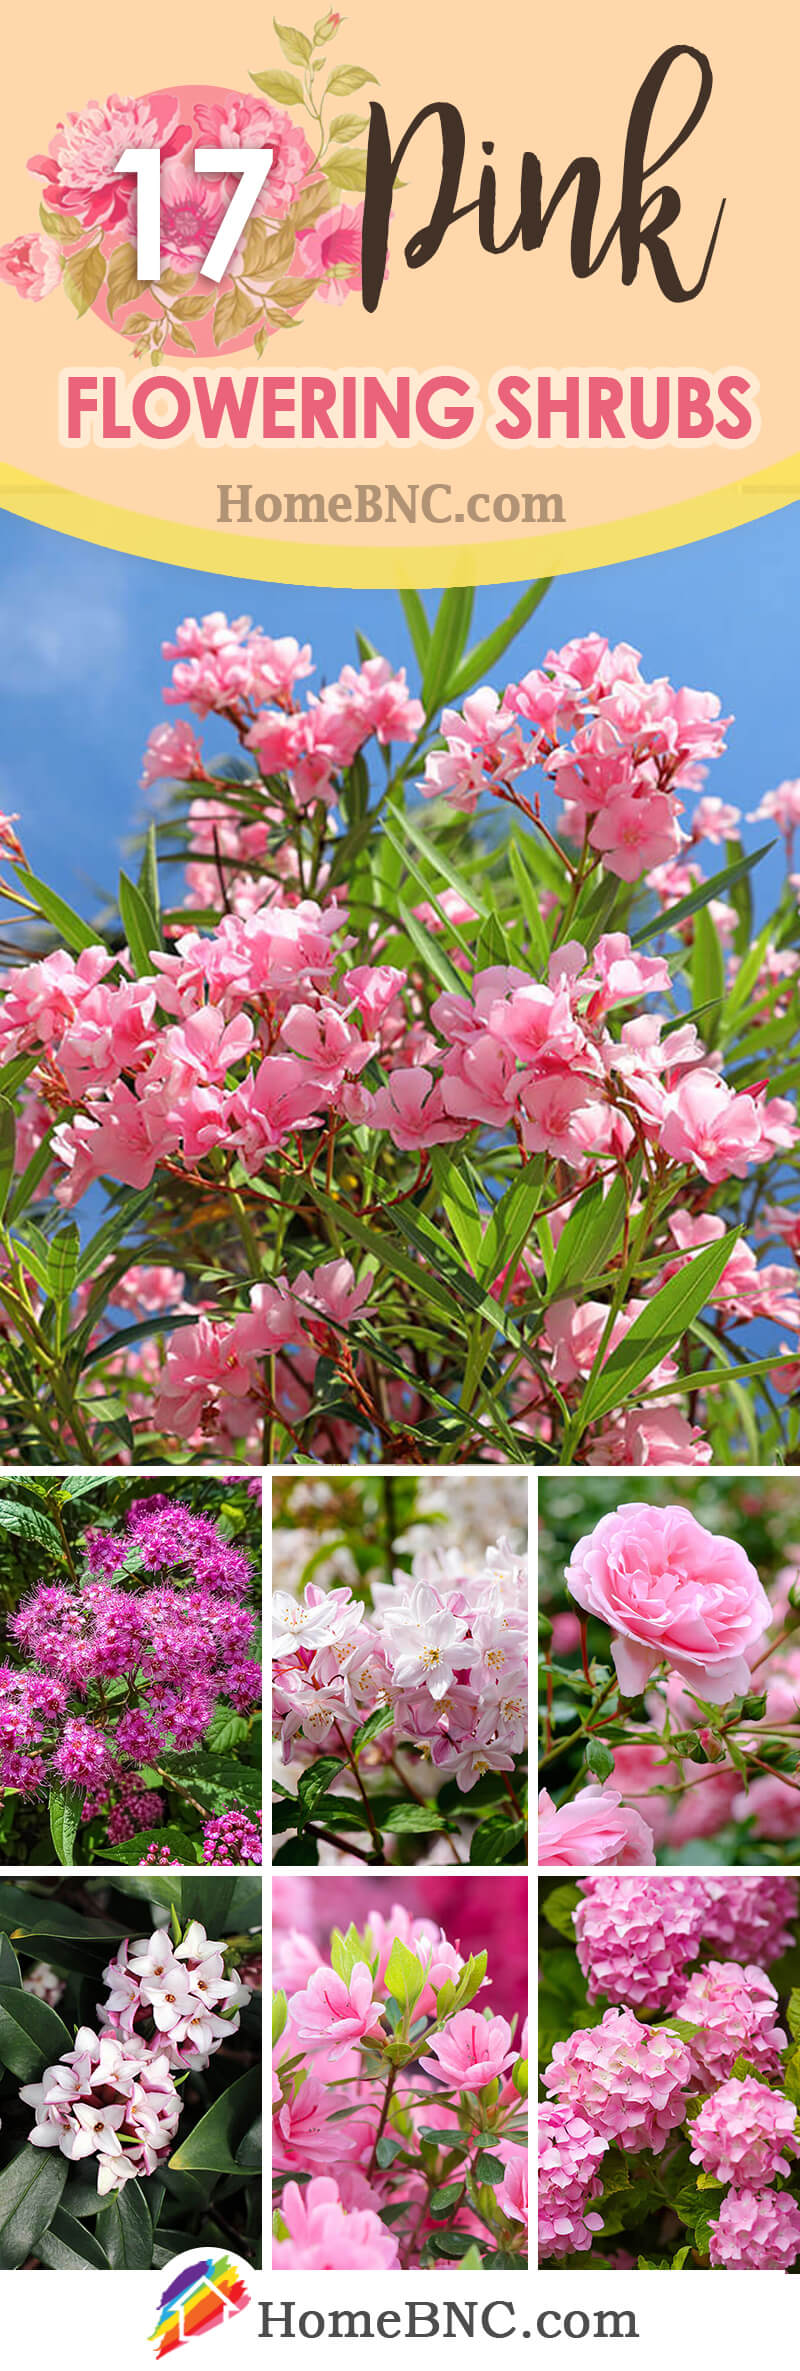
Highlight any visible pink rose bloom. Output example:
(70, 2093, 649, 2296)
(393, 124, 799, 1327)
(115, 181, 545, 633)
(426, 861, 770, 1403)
(29, 94, 187, 233)
(0, 232, 60, 300)
(295, 201, 363, 302)
(421, 2009, 516, 2090)
(288, 1961, 384, 2062)
(565, 1502, 770, 1703)
(273, 2176, 400, 2270)
(537, 1784, 655, 1869)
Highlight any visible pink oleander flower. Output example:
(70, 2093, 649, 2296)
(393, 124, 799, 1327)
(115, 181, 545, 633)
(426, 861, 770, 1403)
(671, 1959, 786, 2085)
(690, 2077, 800, 2190)
(288, 1962, 384, 2062)
(659, 1067, 797, 1182)
(422, 2009, 516, 2090)
(538, 2104, 606, 2260)
(544, 2007, 691, 2155)
(273, 2176, 400, 2269)
(709, 2187, 800, 2272)
(0, 231, 61, 299)
(140, 719, 205, 787)
(537, 1785, 655, 1869)
(574, 1875, 707, 2009)
(564, 1502, 770, 1703)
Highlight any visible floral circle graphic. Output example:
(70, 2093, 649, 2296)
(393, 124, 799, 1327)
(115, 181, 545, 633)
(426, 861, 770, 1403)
(0, 16, 374, 356)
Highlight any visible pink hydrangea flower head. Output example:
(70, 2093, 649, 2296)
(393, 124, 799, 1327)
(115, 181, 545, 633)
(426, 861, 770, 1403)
(698, 1874, 798, 1965)
(565, 1502, 770, 1703)
(690, 2077, 800, 2190)
(672, 1959, 786, 2085)
(538, 1785, 655, 1870)
(538, 2104, 606, 2260)
(709, 2187, 800, 2271)
(543, 2007, 691, 2155)
(574, 1875, 708, 2009)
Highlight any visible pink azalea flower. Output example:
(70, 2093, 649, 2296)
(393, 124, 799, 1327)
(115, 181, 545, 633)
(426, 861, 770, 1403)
(422, 2009, 516, 2090)
(289, 1963, 385, 2062)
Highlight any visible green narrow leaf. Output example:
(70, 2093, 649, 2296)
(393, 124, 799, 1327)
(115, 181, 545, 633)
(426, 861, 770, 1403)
(429, 1149, 484, 1273)
(546, 1174, 628, 1301)
(396, 899, 467, 994)
(690, 904, 725, 1041)
(0, 1097, 16, 1220)
(577, 1233, 737, 1434)
(383, 800, 489, 923)
(170, 2068, 261, 2173)
(95, 2178, 152, 2268)
(477, 1159, 545, 1287)
(0, 2145, 68, 2269)
(118, 871, 161, 976)
(137, 821, 161, 927)
(75, 1189, 153, 1285)
(399, 589, 430, 667)
(0, 1935, 21, 1986)
(509, 836, 550, 970)
(49, 1783, 84, 1868)
(16, 870, 103, 955)
(421, 588, 475, 713)
(0, 1987, 73, 2080)
(47, 1223, 80, 1309)
(37, 2206, 112, 2270)
(447, 578, 552, 701)
(6, 1132, 55, 1221)
(632, 843, 772, 946)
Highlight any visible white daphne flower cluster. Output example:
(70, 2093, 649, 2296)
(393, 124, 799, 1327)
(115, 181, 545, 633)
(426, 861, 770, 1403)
(20, 1921, 250, 2196)
(273, 1538, 528, 1792)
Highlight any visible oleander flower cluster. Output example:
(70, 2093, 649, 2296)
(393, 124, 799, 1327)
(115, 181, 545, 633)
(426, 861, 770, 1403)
(0, 1489, 261, 1864)
(0, 580, 797, 1465)
(273, 1534, 527, 1866)
(21, 1920, 249, 2195)
(539, 1874, 800, 2270)
(273, 1892, 528, 2268)
(0, 16, 374, 358)
(539, 1493, 800, 1867)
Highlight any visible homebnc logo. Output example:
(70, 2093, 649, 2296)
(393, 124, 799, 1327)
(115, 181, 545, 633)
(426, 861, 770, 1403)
(150, 2254, 250, 2358)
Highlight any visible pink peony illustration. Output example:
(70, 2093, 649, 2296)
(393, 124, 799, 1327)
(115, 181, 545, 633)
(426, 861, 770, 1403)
(193, 95, 315, 216)
(28, 93, 188, 232)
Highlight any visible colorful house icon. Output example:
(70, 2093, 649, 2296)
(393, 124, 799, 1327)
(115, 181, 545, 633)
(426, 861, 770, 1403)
(150, 2255, 250, 2357)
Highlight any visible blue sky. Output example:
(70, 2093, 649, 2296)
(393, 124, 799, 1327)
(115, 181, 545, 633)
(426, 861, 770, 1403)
(0, 502, 799, 918)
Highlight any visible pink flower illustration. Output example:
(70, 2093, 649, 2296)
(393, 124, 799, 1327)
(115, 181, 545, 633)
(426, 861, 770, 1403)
(29, 93, 188, 232)
(193, 95, 314, 216)
(0, 232, 60, 300)
(295, 201, 363, 301)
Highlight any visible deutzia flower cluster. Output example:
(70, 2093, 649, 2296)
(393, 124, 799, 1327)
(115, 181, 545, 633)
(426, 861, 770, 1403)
(21, 1922, 249, 2196)
(272, 1537, 527, 1826)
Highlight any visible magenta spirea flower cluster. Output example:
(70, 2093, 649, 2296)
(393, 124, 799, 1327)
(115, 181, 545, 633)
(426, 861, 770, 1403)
(21, 1922, 249, 2195)
(273, 1899, 528, 2270)
(0, 1495, 260, 1818)
(201, 1808, 263, 1865)
(272, 1537, 526, 1795)
(541, 1876, 800, 2271)
(573, 1874, 797, 2010)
